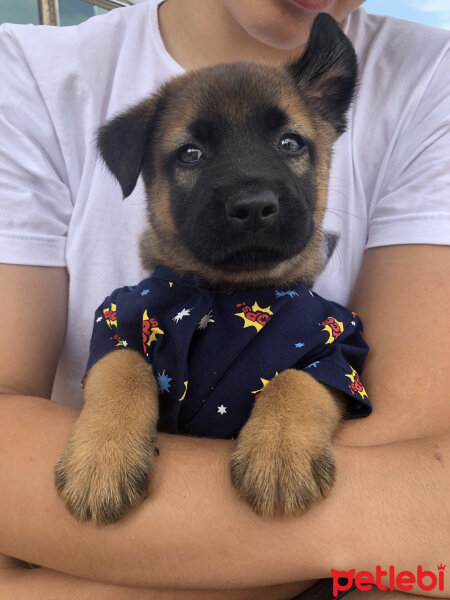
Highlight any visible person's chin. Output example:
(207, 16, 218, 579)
(285, 0, 334, 12)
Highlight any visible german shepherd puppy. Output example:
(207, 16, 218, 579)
(55, 14, 362, 526)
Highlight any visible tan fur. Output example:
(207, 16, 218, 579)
(230, 370, 343, 516)
(55, 350, 159, 525)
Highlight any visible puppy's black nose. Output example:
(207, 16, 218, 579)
(225, 191, 279, 232)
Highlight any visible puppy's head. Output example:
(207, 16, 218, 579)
(98, 13, 357, 288)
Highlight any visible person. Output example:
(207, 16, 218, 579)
(0, 0, 449, 598)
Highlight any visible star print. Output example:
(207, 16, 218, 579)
(217, 405, 227, 415)
(96, 316, 103, 323)
(351, 320, 356, 326)
(295, 342, 305, 348)
(140, 289, 150, 296)
(275, 289, 299, 298)
(115, 338, 128, 348)
(251, 374, 278, 396)
(157, 369, 172, 393)
(198, 310, 215, 330)
(306, 361, 320, 369)
(173, 308, 192, 323)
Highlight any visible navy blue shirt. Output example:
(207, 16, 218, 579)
(86, 267, 371, 438)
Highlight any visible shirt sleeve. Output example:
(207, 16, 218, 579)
(0, 25, 72, 266)
(84, 286, 143, 377)
(300, 312, 372, 419)
(367, 47, 450, 249)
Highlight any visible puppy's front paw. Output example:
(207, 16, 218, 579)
(55, 430, 159, 525)
(229, 368, 342, 517)
(230, 424, 335, 517)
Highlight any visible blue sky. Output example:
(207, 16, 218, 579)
(364, 0, 450, 29)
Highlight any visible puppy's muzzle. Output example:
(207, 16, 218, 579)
(225, 191, 279, 233)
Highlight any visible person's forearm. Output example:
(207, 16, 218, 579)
(0, 552, 308, 599)
(0, 555, 147, 600)
(0, 565, 308, 600)
(0, 394, 448, 595)
(1, 565, 162, 600)
(0, 548, 308, 600)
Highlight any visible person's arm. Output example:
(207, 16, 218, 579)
(0, 555, 308, 600)
(0, 392, 448, 597)
(0, 246, 449, 595)
(337, 244, 450, 446)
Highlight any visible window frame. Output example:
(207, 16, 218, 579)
(37, 0, 132, 25)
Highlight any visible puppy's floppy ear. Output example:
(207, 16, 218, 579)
(97, 95, 163, 198)
(287, 13, 357, 133)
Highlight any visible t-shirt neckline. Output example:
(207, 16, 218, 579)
(150, 0, 185, 76)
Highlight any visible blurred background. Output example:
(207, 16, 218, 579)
(0, 0, 449, 29)
(0, 0, 143, 26)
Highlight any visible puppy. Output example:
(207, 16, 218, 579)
(55, 13, 371, 526)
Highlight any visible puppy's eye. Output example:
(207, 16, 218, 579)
(278, 134, 305, 154)
(177, 146, 204, 164)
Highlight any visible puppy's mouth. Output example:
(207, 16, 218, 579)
(209, 246, 289, 271)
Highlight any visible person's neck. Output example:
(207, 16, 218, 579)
(158, 0, 306, 71)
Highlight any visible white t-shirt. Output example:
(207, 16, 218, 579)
(0, 1, 449, 409)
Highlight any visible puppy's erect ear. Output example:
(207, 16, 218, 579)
(97, 95, 163, 198)
(287, 13, 357, 133)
